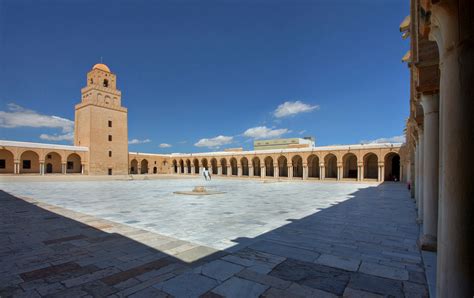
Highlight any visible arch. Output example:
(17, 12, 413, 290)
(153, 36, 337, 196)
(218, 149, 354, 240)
(0, 149, 14, 174)
(201, 158, 209, 171)
(186, 159, 191, 174)
(252, 157, 261, 176)
(153, 167, 157, 174)
(140, 159, 149, 174)
(343, 153, 358, 179)
(20, 150, 39, 174)
(179, 159, 184, 174)
(220, 158, 228, 175)
(44, 152, 62, 174)
(230, 158, 238, 176)
(210, 158, 218, 175)
(131, 159, 139, 174)
(307, 154, 319, 178)
(193, 159, 199, 174)
(278, 156, 288, 177)
(66, 153, 82, 173)
(264, 156, 274, 177)
(324, 153, 337, 178)
(292, 155, 303, 178)
(172, 159, 178, 174)
(241, 157, 249, 176)
(384, 152, 401, 181)
(363, 153, 378, 179)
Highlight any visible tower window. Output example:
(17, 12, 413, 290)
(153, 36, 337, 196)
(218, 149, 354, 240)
(108, 120, 112, 127)
(103, 79, 109, 87)
(108, 135, 112, 141)
(90, 78, 93, 84)
(109, 151, 112, 157)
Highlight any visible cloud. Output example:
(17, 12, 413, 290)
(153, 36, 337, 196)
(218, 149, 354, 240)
(0, 103, 74, 132)
(40, 132, 74, 142)
(194, 135, 233, 148)
(128, 138, 151, 145)
(360, 135, 405, 144)
(273, 101, 319, 118)
(243, 126, 289, 139)
(159, 143, 172, 148)
(298, 130, 307, 135)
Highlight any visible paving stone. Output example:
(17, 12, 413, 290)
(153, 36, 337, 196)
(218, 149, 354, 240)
(286, 283, 338, 298)
(200, 260, 244, 281)
(408, 270, 427, 285)
(403, 281, 429, 298)
(261, 287, 304, 298)
(269, 258, 350, 296)
(156, 273, 218, 297)
(62, 267, 121, 288)
(315, 254, 361, 272)
(35, 282, 65, 296)
(342, 287, 384, 298)
(127, 286, 171, 298)
(236, 268, 291, 289)
(211, 277, 269, 298)
(19, 262, 81, 282)
(347, 273, 404, 297)
(249, 241, 320, 263)
(358, 262, 409, 280)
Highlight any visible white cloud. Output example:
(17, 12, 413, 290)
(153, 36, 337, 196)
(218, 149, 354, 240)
(243, 126, 289, 139)
(360, 135, 405, 144)
(298, 130, 307, 135)
(0, 103, 75, 143)
(273, 101, 319, 118)
(40, 132, 74, 142)
(194, 135, 233, 148)
(159, 143, 172, 148)
(128, 138, 151, 145)
(0, 103, 74, 132)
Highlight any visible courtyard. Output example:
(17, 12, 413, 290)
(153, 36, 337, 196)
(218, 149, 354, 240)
(0, 178, 428, 297)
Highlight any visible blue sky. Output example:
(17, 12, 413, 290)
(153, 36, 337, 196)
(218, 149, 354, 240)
(0, 0, 409, 153)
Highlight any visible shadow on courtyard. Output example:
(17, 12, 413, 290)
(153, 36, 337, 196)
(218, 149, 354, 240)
(0, 182, 429, 297)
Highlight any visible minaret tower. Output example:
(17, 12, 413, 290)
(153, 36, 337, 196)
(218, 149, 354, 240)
(74, 63, 128, 175)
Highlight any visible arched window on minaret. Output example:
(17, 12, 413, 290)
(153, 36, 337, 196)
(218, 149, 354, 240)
(103, 79, 109, 87)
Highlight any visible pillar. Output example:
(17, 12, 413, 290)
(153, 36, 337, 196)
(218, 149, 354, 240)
(380, 165, 385, 182)
(337, 165, 342, 181)
(419, 93, 439, 251)
(320, 165, 325, 180)
(249, 166, 254, 177)
(191, 166, 195, 174)
(40, 162, 44, 175)
(227, 166, 231, 176)
(217, 166, 222, 175)
(417, 130, 424, 222)
(274, 166, 279, 178)
(81, 164, 84, 175)
(430, 7, 474, 295)
(62, 163, 66, 174)
(177, 166, 181, 174)
(237, 167, 242, 177)
(302, 165, 308, 180)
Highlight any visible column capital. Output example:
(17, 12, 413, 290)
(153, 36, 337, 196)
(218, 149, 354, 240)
(420, 93, 440, 114)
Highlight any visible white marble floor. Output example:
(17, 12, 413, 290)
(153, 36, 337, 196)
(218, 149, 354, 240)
(0, 178, 372, 250)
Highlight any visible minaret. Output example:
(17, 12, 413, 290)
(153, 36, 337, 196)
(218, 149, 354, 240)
(74, 63, 128, 175)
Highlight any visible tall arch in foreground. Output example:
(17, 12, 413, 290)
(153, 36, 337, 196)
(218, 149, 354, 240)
(67, 153, 82, 173)
(384, 152, 400, 181)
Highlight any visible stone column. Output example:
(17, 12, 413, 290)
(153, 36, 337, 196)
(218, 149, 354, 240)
(217, 166, 222, 175)
(302, 165, 308, 180)
(81, 164, 84, 175)
(249, 166, 254, 177)
(288, 166, 293, 179)
(380, 165, 385, 182)
(320, 165, 325, 180)
(191, 166, 195, 174)
(261, 166, 265, 179)
(40, 162, 44, 175)
(177, 167, 181, 174)
(417, 130, 424, 222)
(62, 163, 67, 174)
(337, 165, 342, 181)
(430, 8, 474, 295)
(274, 166, 279, 178)
(227, 166, 231, 176)
(237, 167, 242, 177)
(420, 93, 440, 251)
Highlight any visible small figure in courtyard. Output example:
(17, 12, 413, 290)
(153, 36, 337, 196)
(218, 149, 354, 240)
(208, 170, 212, 180)
(203, 168, 208, 180)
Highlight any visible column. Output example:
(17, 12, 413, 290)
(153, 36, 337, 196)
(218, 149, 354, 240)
(419, 93, 440, 251)
(320, 165, 325, 180)
(261, 166, 265, 179)
(431, 8, 474, 295)
(337, 165, 342, 181)
(62, 163, 66, 174)
(274, 166, 279, 178)
(227, 166, 231, 176)
(417, 130, 424, 222)
(249, 166, 254, 177)
(81, 164, 84, 175)
(191, 166, 195, 174)
(217, 166, 222, 175)
(177, 166, 181, 174)
(380, 165, 385, 182)
(40, 162, 44, 175)
(288, 166, 293, 179)
(237, 167, 242, 177)
(377, 165, 381, 182)
(302, 165, 308, 180)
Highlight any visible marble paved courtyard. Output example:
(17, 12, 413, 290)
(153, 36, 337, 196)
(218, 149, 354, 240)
(0, 178, 428, 297)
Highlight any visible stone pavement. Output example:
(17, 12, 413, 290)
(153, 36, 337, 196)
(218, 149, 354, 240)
(0, 182, 429, 297)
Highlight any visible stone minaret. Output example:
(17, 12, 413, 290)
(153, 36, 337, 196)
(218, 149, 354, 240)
(74, 63, 128, 175)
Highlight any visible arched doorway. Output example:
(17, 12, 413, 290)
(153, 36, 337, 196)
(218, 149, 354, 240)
(20, 151, 40, 174)
(0, 149, 14, 174)
(193, 159, 199, 174)
(220, 159, 227, 175)
(153, 167, 157, 174)
(264, 157, 274, 177)
(241, 157, 249, 176)
(179, 160, 184, 174)
(45, 152, 62, 174)
(67, 153, 82, 173)
(385, 153, 401, 181)
(292, 155, 303, 178)
(343, 153, 357, 179)
(211, 158, 218, 174)
(230, 158, 238, 176)
(307, 154, 319, 178)
(131, 159, 139, 174)
(252, 157, 261, 176)
(278, 156, 288, 177)
(141, 159, 148, 174)
(202, 159, 209, 172)
(186, 159, 191, 174)
(324, 154, 337, 178)
(363, 153, 378, 179)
